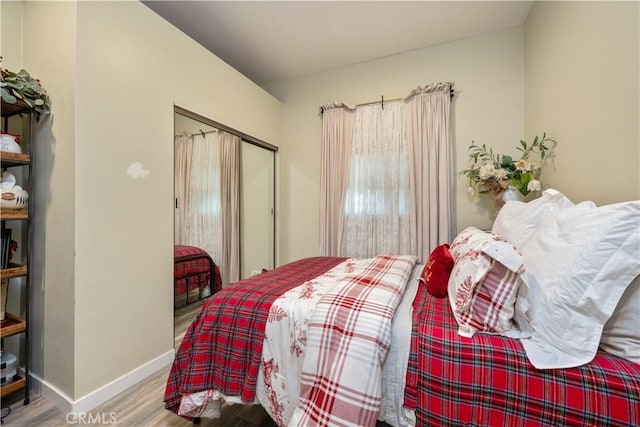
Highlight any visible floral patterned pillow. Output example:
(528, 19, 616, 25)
(447, 227, 528, 338)
(449, 226, 499, 262)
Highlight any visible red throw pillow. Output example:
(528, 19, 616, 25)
(421, 244, 455, 298)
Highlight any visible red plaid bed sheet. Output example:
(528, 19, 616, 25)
(174, 245, 221, 296)
(164, 256, 346, 413)
(404, 283, 640, 426)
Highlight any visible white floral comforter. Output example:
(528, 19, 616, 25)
(255, 254, 417, 426)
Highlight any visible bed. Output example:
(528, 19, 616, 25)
(164, 191, 640, 426)
(174, 245, 222, 307)
(405, 283, 640, 426)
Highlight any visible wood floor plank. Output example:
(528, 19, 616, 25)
(2, 299, 276, 426)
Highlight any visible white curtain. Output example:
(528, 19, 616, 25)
(320, 103, 355, 256)
(341, 102, 412, 258)
(185, 132, 223, 272)
(405, 83, 453, 261)
(174, 129, 241, 288)
(218, 131, 241, 287)
(174, 133, 192, 244)
(320, 82, 453, 261)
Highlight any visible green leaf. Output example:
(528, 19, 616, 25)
(1, 87, 17, 103)
(7, 81, 23, 90)
(510, 173, 532, 196)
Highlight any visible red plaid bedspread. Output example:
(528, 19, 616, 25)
(174, 245, 221, 296)
(164, 256, 346, 413)
(404, 283, 640, 426)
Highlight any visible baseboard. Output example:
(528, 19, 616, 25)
(30, 372, 75, 413)
(30, 349, 175, 414)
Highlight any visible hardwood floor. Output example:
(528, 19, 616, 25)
(2, 293, 277, 426)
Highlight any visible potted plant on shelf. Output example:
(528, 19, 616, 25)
(1, 64, 51, 121)
(459, 133, 557, 208)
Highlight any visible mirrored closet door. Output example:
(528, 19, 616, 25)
(173, 106, 276, 293)
(241, 143, 275, 279)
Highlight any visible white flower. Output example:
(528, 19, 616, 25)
(467, 186, 476, 196)
(516, 159, 531, 172)
(527, 179, 541, 192)
(494, 168, 508, 180)
(478, 163, 497, 180)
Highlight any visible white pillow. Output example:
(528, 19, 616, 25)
(600, 276, 640, 364)
(492, 189, 575, 249)
(448, 227, 529, 338)
(520, 200, 640, 369)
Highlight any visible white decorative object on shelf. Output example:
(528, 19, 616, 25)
(0, 171, 28, 209)
(0, 133, 21, 154)
(0, 171, 16, 190)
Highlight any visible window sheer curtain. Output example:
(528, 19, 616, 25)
(174, 130, 241, 288)
(341, 102, 411, 258)
(320, 82, 453, 261)
(185, 132, 223, 286)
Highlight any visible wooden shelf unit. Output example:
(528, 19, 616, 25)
(0, 100, 31, 117)
(0, 374, 26, 398)
(1, 263, 28, 279)
(0, 208, 28, 220)
(0, 151, 30, 166)
(1, 98, 34, 405)
(1, 313, 27, 338)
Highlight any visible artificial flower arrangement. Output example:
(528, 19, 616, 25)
(460, 133, 557, 201)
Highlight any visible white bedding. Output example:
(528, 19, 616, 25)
(256, 257, 420, 426)
(179, 257, 420, 426)
(378, 266, 420, 427)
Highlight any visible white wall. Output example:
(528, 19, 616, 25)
(12, 0, 282, 405)
(18, 0, 79, 398)
(72, 0, 281, 400)
(525, 1, 639, 204)
(265, 28, 525, 263)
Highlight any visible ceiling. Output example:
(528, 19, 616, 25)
(143, 1, 534, 87)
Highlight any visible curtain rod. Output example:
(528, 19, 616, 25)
(193, 128, 217, 138)
(320, 86, 454, 115)
(356, 95, 403, 108)
(175, 128, 218, 138)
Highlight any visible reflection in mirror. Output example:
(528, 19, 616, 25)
(175, 116, 240, 287)
(172, 107, 276, 348)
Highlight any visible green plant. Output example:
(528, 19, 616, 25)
(460, 133, 557, 197)
(1, 65, 51, 121)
